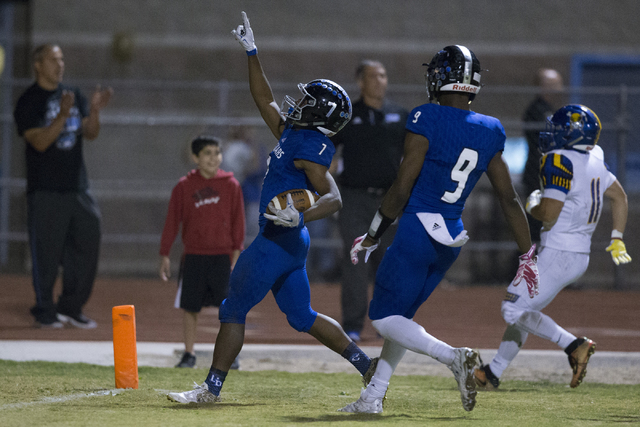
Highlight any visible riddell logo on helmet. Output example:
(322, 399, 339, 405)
(451, 84, 478, 94)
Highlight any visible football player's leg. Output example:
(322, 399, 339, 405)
(273, 267, 373, 376)
(338, 338, 405, 413)
(485, 324, 528, 381)
(364, 338, 407, 399)
(215, 239, 278, 371)
(502, 248, 589, 349)
(370, 215, 461, 366)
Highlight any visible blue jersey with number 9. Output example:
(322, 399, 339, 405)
(404, 103, 506, 218)
(258, 125, 335, 226)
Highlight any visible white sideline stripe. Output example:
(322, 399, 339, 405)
(1, 342, 639, 385)
(0, 389, 123, 411)
(1, 340, 639, 365)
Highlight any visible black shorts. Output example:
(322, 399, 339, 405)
(175, 254, 231, 312)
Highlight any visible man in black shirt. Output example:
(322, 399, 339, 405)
(331, 60, 408, 341)
(13, 44, 112, 328)
(521, 68, 564, 243)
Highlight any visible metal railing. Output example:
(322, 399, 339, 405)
(1, 79, 638, 288)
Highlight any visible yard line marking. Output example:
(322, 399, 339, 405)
(0, 389, 124, 411)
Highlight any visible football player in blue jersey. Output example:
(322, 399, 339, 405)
(340, 45, 539, 413)
(168, 11, 377, 404)
(474, 104, 631, 391)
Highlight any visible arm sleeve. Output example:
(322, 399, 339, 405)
(14, 95, 41, 137)
(230, 180, 246, 251)
(159, 184, 183, 256)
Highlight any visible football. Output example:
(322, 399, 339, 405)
(267, 189, 320, 214)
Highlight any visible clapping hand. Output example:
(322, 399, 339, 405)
(59, 90, 75, 118)
(90, 85, 113, 112)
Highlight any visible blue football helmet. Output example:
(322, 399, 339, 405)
(425, 45, 482, 102)
(281, 79, 352, 136)
(538, 104, 602, 153)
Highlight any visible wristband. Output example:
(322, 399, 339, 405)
(368, 209, 395, 240)
(247, 48, 257, 56)
(611, 230, 623, 240)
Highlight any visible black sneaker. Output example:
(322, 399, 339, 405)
(32, 307, 63, 328)
(176, 352, 196, 368)
(57, 312, 98, 329)
(473, 364, 500, 391)
(35, 318, 64, 329)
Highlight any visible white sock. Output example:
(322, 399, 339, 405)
(364, 376, 389, 400)
(376, 339, 407, 381)
(490, 339, 523, 378)
(372, 315, 455, 365)
(489, 324, 528, 378)
(363, 339, 407, 400)
(516, 310, 576, 348)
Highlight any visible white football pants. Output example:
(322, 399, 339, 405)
(490, 247, 590, 378)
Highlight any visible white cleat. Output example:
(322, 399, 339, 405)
(167, 382, 221, 404)
(449, 347, 479, 412)
(338, 388, 383, 414)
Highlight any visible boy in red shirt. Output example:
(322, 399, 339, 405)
(159, 135, 245, 368)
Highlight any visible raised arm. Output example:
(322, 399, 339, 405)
(232, 11, 285, 140)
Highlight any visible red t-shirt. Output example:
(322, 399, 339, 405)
(160, 169, 245, 256)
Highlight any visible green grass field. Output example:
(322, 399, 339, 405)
(1, 360, 639, 426)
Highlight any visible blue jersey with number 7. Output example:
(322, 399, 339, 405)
(258, 125, 335, 224)
(404, 103, 506, 218)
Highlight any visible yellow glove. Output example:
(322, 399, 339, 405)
(606, 239, 632, 265)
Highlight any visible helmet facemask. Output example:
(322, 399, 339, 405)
(281, 83, 317, 124)
(281, 79, 352, 137)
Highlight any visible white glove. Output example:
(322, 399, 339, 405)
(350, 234, 379, 265)
(264, 193, 302, 228)
(525, 189, 541, 214)
(231, 11, 257, 55)
(512, 244, 539, 298)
